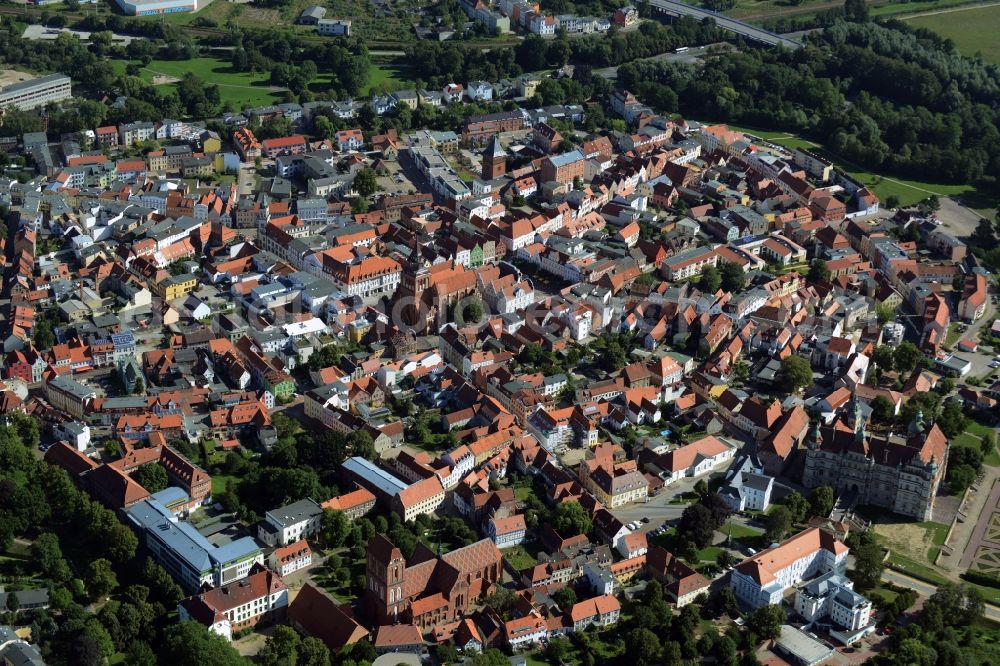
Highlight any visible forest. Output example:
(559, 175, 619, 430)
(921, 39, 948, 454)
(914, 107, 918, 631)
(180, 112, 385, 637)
(616, 19, 1000, 187)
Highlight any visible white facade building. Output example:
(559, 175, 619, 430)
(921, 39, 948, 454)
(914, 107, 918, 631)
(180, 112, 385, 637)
(732, 528, 849, 608)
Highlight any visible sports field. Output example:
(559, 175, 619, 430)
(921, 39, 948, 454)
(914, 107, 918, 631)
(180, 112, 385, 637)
(904, 3, 1000, 65)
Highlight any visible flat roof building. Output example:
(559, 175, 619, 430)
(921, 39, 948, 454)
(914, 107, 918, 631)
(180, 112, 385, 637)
(0, 73, 71, 111)
(116, 0, 204, 15)
(126, 498, 263, 593)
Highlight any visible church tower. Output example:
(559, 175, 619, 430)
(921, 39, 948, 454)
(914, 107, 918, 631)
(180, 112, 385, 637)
(482, 134, 506, 180)
(366, 535, 407, 623)
(399, 235, 432, 329)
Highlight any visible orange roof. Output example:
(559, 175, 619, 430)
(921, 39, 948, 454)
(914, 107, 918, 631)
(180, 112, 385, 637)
(568, 594, 620, 621)
(262, 135, 306, 149)
(735, 527, 848, 586)
(661, 435, 730, 473)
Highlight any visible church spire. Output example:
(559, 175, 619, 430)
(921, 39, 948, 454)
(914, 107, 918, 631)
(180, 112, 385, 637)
(908, 408, 925, 437)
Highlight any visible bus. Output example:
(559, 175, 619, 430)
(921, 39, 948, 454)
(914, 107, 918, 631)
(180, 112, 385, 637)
(675, 46, 690, 54)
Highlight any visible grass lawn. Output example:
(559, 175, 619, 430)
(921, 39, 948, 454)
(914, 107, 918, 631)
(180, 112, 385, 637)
(514, 485, 537, 501)
(903, 4, 1000, 65)
(211, 475, 238, 495)
(722, 521, 764, 540)
(952, 420, 1000, 466)
(946, 322, 964, 349)
(136, 57, 285, 109)
(868, 508, 950, 566)
(504, 545, 538, 571)
(696, 545, 724, 562)
(885, 552, 949, 585)
(364, 61, 415, 96)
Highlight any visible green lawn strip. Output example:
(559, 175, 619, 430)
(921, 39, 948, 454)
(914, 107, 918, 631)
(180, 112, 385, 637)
(945, 323, 964, 349)
(885, 553, 949, 585)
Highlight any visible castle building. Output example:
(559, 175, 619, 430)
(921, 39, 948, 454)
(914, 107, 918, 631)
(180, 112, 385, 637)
(365, 534, 503, 629)
(801, 399, 948, 521)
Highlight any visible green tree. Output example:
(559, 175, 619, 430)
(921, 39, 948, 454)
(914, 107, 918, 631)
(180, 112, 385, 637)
(923, 583, 984, 628)
(764, 506, 792, 543)
(694, 479, 709, 497)
(130, 464, 168, 493)
(546, 636, 571, 663)
(5, 591, 19, 614)
(870, 395, 895, 423)
(807, 259, 831, 283)
(32, 532, 66, 578)
(626, 627, 662, 666)
(321, 509, 351, 548)
(85, 558, 119, 599)
(719, 261, 746, 293)
(778, 355, 813, 393)
(484, 586, 517, 619)
(746, 604, 784, 641)
(876, 303, 896, 325)
(849, 532, 884, 590)
(554, 502, 592, 536)
(937, 400, 968, 438)
(463, 298, 484, 323)
(893, 341, 923, 374)
(257, 626, 301, 666)
(33, 319, 55, 350)
(353, 167, 380, 198)
(435, 642, 459, 664)
(519, 343, 544, 366)
(552, 586, 577, 610)
(699, 265, 721, 293)
(783, 491, 811, 523)
(844, 0, 869, 21)
(160, 622, 247, 666)
(809, 486, 835, 518)
(872, 345, 896, 372)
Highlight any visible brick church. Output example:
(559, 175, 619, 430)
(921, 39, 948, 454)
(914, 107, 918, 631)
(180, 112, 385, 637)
(365, 534, 503, 629)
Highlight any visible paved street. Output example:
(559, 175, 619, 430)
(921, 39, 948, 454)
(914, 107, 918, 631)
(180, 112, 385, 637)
(881, 569, 1000, 623)
(609, 472, 717, 528)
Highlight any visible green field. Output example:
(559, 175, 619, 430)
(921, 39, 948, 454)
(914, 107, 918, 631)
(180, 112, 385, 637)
(135, 57, 284, 109)
(364, 62, 415, 96)
(903, 4, 1000, 64)
(714, 0, 993, 26)
(211, 474, 239, 495)
(952, 420, 1000, 466)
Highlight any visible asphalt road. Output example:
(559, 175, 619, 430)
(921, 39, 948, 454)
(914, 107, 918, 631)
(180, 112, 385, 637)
(647, 0, 802, 49)
(881, 569, 1000, 623)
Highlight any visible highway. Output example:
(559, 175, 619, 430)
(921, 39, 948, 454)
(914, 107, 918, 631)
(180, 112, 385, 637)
(647, 0, 803, 49)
